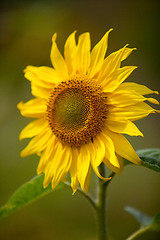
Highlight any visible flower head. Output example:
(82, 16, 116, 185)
(18, 29, 159, 194)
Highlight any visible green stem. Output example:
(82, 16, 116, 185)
(64, 181, 96, 209)
(77, 188, 96, 210)
(126, 226, 150, 240)
(104, 171, 116, 188)
(95, 163, 108, 240)
(65, 167, 115, 240)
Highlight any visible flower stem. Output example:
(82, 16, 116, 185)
(95, 163, 108, 240)
(67, 165, 115, 240)
(77, 188, 97, 210)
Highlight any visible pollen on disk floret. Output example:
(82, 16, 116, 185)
(46, 74, 108, 147)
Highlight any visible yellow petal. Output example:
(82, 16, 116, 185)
(50, 33, 68, 78)
(20, 117, 47, 140)
(64, 31, 77, 75)
(147, 98, 159, 105)
(77, 144, 91, 191)
(17, 98, 46, 118)
(105, 129, 141, 164)
(103, 154, 123, 175)
(42, 141, 62, 188)
(107, 90, 147, 107)
(88, 29, 113, 77)
(21, 127, 52, 157)
(117, 82, 159, 95)
(97, 44, 129, 82)
(37, 135, 57, 175)
(70, 148, 79, 195)
(24, 66, 62, 86)
(100, 132, 120, 168)
(49, 142, 65, 175)
(121, 47, 137, 61)
(106, 87, 159, 107)
(43, 142, 71, 189)
(93, 135, 106, 167)
(88, 141, 111, 181)
(51, 146, 72, 189)
(105, 119, 143, 137)
(108, 102, 159, 121)
(102, 66, 137, 92)
(24, 67, 52, 99)
(83, 165, 91, 194)
(31, 84, 51, 99)
(76, 32, 91, 74)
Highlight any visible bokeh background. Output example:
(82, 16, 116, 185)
(0, 0, 160, 239)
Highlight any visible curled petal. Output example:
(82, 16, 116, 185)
(88, 141, 111, 181)
(103, 154, 124, 175)
(105, 129, 141, 164)
(105, 119, 143, 137)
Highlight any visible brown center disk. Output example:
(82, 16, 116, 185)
(46, 75, 107, 147)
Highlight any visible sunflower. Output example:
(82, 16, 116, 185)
(18, 29, 159, 194)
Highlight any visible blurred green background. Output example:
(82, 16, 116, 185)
(0, 0, 160, 239)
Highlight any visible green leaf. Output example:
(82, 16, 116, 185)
(124, 148, 160, 172)
(125, 206, 160, 239)
(125, 206, 153, 228)
(136, 148, 160, 172)
(0, 175, 66, 220)
(150, 213, 160, 231)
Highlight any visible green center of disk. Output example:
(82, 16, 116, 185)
(53, 89, 90, 129)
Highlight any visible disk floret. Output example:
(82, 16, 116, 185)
(47, 74, 107, 147)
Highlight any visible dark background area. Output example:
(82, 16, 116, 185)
(0, 0, 160, 239)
